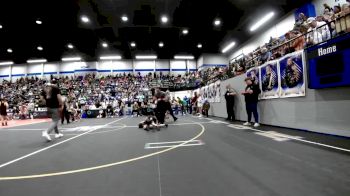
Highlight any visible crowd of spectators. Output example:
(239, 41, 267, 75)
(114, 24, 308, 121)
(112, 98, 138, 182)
(199, 2, 350, 85)
(0, 72, 203, 121)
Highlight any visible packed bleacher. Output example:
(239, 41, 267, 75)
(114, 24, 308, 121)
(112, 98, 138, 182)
(0, 72, 201, 120)
(200, 2, 350, 84)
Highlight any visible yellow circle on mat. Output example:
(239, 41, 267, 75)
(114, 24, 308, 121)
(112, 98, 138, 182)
(0, 123, 205, 181)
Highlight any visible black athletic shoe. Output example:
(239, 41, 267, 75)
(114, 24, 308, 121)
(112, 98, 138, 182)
(174, 117, 178, 122)
(165, 124, 168, 128)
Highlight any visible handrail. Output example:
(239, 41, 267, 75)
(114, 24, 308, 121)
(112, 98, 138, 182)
(200, 13, 350, 86)
(236, 13, 350, 66)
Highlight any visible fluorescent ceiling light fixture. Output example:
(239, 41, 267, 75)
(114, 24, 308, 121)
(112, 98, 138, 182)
(102, 42, 108, 48)
(174, 55, 195, 60)
(159, 42, 164, 47)
(37, 46, 43, 51)
(7, 48, 13, 53)
(0, 61, 14, 65)
(81, 15, 90, 23)
(221, 41, 236, 53)
(250, 12, 274, 32)
(27, 59, 47, 63)
(62, 57, 81, 62)
(67, 43, 74, 49)
(121, 15, 128, 22)
(130, 42, 136, 47)
(135, 55, 157, 59)
(36, 20, 42, 24)
(161, 15, 168, 24)
(182, 29, 189, 35)
(100, 55, 122, 60)
(197, 43, 202, 48)
(214, 19, 221, 26)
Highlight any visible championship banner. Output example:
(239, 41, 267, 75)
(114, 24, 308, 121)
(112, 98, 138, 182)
(260, 61, 280, 99)
(246, 67, 260, 86)
(279, 50, 306, 98)
(214, 80, 221, 102)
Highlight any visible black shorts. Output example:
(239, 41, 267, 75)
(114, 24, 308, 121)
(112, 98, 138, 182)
(145, 120, 152, 125)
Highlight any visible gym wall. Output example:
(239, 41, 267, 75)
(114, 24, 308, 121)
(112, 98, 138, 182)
(209, 74, 350, 137)
(0, 59, 197, 81)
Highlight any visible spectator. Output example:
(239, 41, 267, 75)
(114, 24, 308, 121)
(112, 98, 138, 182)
(285, 30, 305, 51)
(132, 102, 140, 117)
(202, 100, 210, 117)
(0, 98, 9, 126)
(242, 77, 261, 127)
(306, 17, 331, 45)
(224, 84, 236, 121)
(323, 7, 334, 22)
(259, 47, 272, 64)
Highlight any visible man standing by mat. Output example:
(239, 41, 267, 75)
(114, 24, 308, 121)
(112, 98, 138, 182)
(225, 84, 236, 121)
(242, 77, 261, 127)
(41, 81, 64, 141)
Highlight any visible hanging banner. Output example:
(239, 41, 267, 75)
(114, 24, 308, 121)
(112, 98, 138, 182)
(207, 83, 214, 102)
(214, 80, 221, 102)
(201, 86, 208, 100)
(260, 61, 280, 99)
(246, 67, 260, 86)
(279, 50, 306, 98)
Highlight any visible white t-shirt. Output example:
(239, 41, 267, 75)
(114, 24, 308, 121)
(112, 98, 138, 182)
(307, 21, 331, 44)
(197, 96, 203, 107)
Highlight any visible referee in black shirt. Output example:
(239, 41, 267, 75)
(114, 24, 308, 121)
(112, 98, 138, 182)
(41, 81, 64, 141)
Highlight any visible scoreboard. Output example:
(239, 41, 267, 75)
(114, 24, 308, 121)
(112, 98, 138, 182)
(306, 34, 350, 89)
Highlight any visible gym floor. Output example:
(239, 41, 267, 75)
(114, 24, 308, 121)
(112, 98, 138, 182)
(0, 116, 349, 196)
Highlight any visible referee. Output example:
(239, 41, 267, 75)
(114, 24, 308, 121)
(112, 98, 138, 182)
(224, 84, 236, 121)
(40, 81, 64, 141)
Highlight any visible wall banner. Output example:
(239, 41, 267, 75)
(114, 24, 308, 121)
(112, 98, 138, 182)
(278, 50, 306, 98)
(260, 61, 280, 99)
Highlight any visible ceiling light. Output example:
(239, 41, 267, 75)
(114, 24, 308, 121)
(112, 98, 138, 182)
(130, 42, 136, 47)
(161, 15, 168, 24)
(27, 59, 47, 64)
(182, 29, 189, 35)
(100, 55, 122, 60)
(197, 43, 202, 48)
(250, 12, 275, 32)
(36, 20, 42, 24)
(37, 46, 43, 51)
(67, 44, 74, 49)
(221, 41, 236, 53)
(81, 15, 90, 23)
(0, 24, 2, 29)
(159, 42, 164, 48)
(7, 48, 13, 53)
(174, 55, 195, 60)
(121, 15, 128, 22)
(214, 19, 221, 26)
(62, 57, 82, 62)
(102, 42, 108, 48)
(0, 61, 14, 66)
(135, 55, 157, 60)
